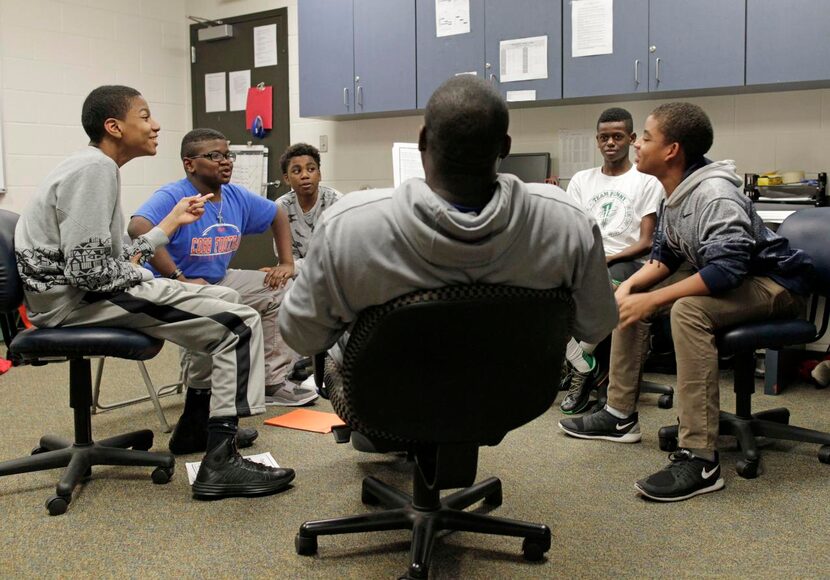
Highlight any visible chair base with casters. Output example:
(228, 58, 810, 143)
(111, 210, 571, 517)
(91, 358, 184, 433)
(296, 443, 550, 580)
(0, 330, 176, 516)
(658, 320, 830, 479)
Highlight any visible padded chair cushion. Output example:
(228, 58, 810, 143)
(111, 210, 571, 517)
(717, 319, 817, 356)
(10, 326, 164, 362)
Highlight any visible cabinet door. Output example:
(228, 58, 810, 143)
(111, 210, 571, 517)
(416, 0, 485, 108)
(485, 0, 561, 101)
(354, 0, 417, 113)
(298, 0, 355, 117)
(747, 0, 830, 85)
(563, 0, 648, 98)
(648, 0, 745, 92)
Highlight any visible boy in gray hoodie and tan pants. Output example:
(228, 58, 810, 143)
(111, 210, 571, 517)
(560, 102, 812, 502)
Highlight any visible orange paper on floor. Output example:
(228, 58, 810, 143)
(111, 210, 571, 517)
(264, 409, 346, 434)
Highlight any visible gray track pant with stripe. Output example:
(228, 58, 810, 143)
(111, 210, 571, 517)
(55, 279, 266, 418)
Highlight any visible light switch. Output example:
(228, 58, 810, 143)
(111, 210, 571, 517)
(319, 135, 329, 153)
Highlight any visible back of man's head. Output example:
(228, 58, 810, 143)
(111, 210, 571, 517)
(597, 107, 633, 133)
(650, 102, 713, 164)
(81, 85, 141, 144)
(422, 76, 509, 177)
(180, 128, 228, 159)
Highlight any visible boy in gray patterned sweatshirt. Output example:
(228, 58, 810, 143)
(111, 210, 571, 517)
(560, 102, 812, 502)
(14, 85, 295, 500)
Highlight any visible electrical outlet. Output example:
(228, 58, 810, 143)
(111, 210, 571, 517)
(319, 135, 329, 153)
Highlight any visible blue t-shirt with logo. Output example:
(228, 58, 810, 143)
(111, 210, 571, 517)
(134, 179, 277, 283)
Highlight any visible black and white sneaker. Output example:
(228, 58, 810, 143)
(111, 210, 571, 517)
(558, 408, 641, 443)
(635, 449, 725, 502)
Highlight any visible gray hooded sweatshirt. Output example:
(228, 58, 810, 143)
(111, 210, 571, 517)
(278, 174, 619, 360)
(653, 159, 811, 295)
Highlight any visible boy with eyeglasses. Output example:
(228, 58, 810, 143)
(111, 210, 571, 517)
(129, 129, 319, 457)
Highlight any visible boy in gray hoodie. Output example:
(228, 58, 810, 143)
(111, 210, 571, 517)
(560, 102, 811, 502)
(14, 85, 295, 500)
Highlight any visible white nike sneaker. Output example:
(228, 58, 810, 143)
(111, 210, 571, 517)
(558, 408, 641, 443)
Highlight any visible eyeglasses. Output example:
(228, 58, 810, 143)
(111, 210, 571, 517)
(186, 151, 237, 162)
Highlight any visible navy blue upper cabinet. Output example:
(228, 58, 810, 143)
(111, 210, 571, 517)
(299, 0, 415, 117)
(746, 0, 830, 85)
(484, 0, 562, 102)
(416, 0, 561, 109)
(563, 0, 648, 98)
(299, 0, 354, 117)
(416, 0, 485, 108)
(648, 0, 745, 92)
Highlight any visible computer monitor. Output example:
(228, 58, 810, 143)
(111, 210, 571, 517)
(498, 153, 551, 183)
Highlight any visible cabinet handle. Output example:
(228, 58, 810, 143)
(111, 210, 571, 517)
(655, 57, 661, 83)
(357, 85, 363, 108)
(634, 59, 640, 84)
(343, 87, 349, 109)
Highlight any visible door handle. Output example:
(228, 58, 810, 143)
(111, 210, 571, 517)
(343, 87, 349, 109)
(655, 57, 661, 83)
(634, 59, 640, 84)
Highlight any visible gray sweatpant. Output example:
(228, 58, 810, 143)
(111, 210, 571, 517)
(57, 278, 266, 418)
(178, 269, 296, 389)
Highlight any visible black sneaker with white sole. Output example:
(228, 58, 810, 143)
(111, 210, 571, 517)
(558, 408, 641, 443)
(635, 449, 725, 502)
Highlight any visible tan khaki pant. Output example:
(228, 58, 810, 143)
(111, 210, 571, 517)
(608, 272, 804, 450)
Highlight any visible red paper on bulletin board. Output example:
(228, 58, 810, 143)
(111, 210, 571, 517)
(246, 85, 273, 129)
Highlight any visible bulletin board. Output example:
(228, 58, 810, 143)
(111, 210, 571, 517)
(189, 8, 290, 269)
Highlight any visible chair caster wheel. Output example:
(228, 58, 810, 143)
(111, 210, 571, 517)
(736, 459, 759, 479)
(659, 435, 678, 452)
(658, 394, 673, 409)
(151, 466, 174, 484)
(45, 494, 70, 516)
(361, 482, 380, 505)
(522, 536, 549, 562)
(819, 445, 830, 465)
(483, 487, 503, 507)
(31, 446, 47, 455)
(295, 533, 317, 556)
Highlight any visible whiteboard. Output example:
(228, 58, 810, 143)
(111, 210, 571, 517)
(229, 144, 269, 196)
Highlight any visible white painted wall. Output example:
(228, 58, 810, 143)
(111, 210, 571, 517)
(0, 0, 190, 215)
(2, 0, 830, 216)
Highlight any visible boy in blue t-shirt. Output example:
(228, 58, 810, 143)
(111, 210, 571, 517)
(129, 128, 318, 456)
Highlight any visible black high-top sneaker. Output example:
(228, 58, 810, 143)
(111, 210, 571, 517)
(169, 388, 258, 455)
(192, 437, 296, 500)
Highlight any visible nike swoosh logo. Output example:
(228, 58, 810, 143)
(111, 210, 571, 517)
(701, 466, 718, 479)
(682, 212, 693, 218)
(616, 421, 634, 431)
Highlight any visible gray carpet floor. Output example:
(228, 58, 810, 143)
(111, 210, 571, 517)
(1, 345, 829, 579)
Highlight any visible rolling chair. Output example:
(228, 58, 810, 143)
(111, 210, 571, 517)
(658, 207, 830, 477)
(0, 210, 175, 515)
(295, 285, 573, 579)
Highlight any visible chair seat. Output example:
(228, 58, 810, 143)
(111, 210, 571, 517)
(717, 319, 817, 356)
(10, 327, 163, 362)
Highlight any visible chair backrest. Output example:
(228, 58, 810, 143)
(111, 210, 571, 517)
(333, 285, 573, 446)
(777, 207, 830, 296)
(0, 210, 23, 314)
(777, 208, 830, 337)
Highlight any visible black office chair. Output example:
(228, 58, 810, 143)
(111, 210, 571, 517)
(658, 208, 830, 477)
(295, 285, 573, 579)
(0, 210, 175, 515)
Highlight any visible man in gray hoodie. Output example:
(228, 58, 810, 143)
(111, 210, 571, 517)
(278, 75, 618, 387)
(560, 102, 812, 502)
